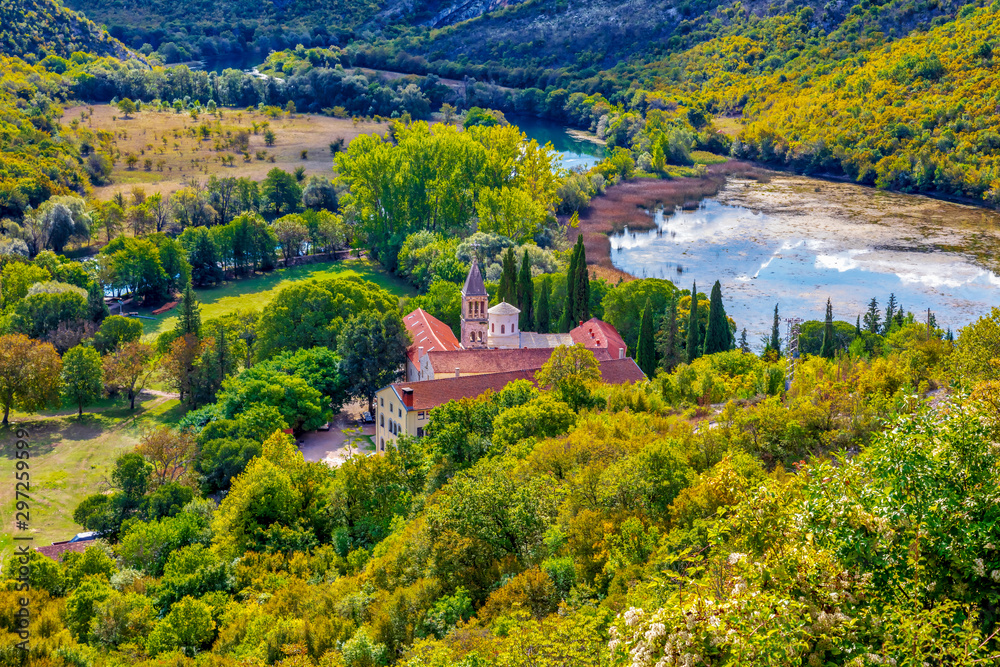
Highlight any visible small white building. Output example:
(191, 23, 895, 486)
(487, 301, 521, 349)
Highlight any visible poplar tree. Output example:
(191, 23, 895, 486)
(769, 303, 781, 356)
(574, 236, 590, 324)
(537, 276, 551, 334)
(820, 298, 836, 358)
(856, 315, 862, 337)
(703, 280, 730, 355)
(517, 250, 534, 331)
(175, 281, 202, 338)
(636, 298, 656, 376)
(686, 281, 700, 363)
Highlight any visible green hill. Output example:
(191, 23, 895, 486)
(0, 0, 138, 61)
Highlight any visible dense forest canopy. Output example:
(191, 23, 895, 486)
(4, 0, 1000, 664)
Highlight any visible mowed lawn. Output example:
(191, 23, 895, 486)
(0, 394, 185, 562)
(140, 258, 416, 339)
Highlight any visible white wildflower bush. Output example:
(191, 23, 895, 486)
(610, 398, 1000, 666)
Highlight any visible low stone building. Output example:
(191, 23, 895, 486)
(374, 357, 646, 451)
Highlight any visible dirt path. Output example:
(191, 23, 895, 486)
(298, 400, 377, 467)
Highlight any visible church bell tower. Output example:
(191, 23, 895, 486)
(461, 262, 489, 349)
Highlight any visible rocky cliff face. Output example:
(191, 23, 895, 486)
(426, 0, 526, 28)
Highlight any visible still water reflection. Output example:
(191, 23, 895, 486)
(611, 175, 1000, 338)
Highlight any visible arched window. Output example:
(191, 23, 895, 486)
(491, 323, 494, 332)
(380, 414, 384, 427)
(501, 324, 505, 334)
(380, 438, 385, 450)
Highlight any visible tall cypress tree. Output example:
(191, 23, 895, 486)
(175, 281, 201, 337)
(537, 276, 551, 333)
(657, 294, 680, 371)
(574, 236, 590, 324)
(820, 297, 836, 358)
(769, 303, 781, 356)
(560, 241, 580, 333)
(517, 250, 534, 331)
(855, 314, 862, 337)
(498, 247, 518, 304)
(686, 281, 700, 363)
(636, 298, 656, 376)
(703, 280, 730, 355)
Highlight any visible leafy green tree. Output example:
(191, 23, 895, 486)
(602, 278, 676, 351)
(174, 281, 201, 338)
(87, 280, 109, 323)
(116, 98, 137, 118)
(64, 577, 114, 642)
(179, 226, 223, 286)
(93, 315, 143, 354)
(272, 214, 309, 260)
(62, 345, 104, 417)
(407, 280, 463, 337)
(256, 276, 398, 360)
(536, 344, 601, 410)
(261, 168, 302, 216)
(337, 311, 409, 416)
(147, 596, 216, 657)
(686, 281, 701, 364)
(703, 280, 731, 355)
(427, 456, 558, 563)
(0, 334, 63, 425)
(636, 298, 656, 376)
(0, 262, 50, 309)
(103, 341, 155, 410)
(7, 283, 88, 340)
(217, 372, 328, 432)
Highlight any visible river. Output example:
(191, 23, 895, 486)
(513, 116, 605, 171)
(609, 173, 1000, 338)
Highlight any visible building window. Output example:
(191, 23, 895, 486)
(380, 397, 384, 406)
(398, 408, 402, 418)
(380, 414, 384, 427)
(380, 438, 384, 450)
(390, 403, 393, 413)
(417, 427, 424, 437)
(501, 324, 505, 334)
(491, 323, 494, 332)
(418, 411, 424, 419)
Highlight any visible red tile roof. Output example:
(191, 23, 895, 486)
(35, 539, 96, 562)
(404, 308, 462, 365)
(427, 347, 614, 376)
(571, 318, 628, 360)
(389, 358, 645, 412)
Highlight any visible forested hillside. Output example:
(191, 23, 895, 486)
(0, 0, 137, 61)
